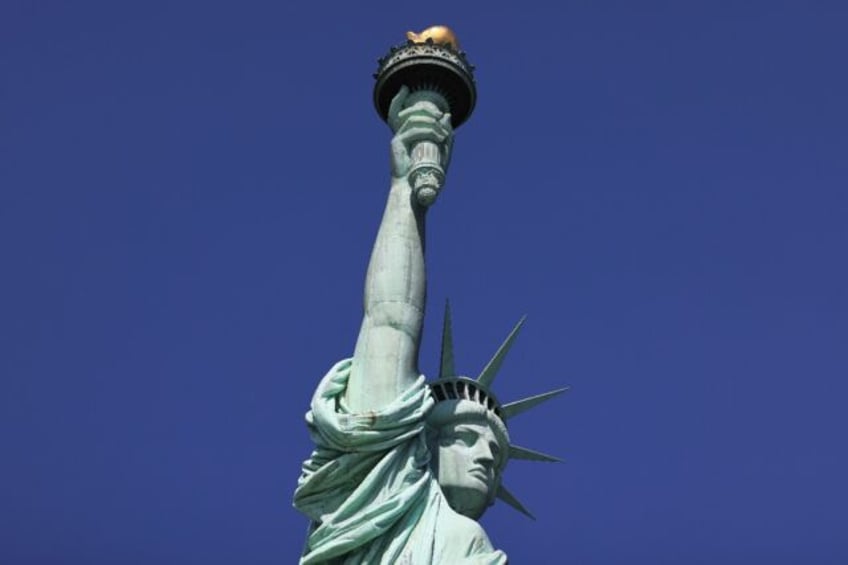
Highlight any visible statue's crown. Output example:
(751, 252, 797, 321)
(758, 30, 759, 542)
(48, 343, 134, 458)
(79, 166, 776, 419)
(427, 301, 569, 520)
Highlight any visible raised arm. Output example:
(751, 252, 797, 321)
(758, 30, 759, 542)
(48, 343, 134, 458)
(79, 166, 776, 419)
(345, 87, 453, 413)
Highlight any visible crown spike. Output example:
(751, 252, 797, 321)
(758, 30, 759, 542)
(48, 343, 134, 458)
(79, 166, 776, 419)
(439, 300, 455, 379)
(509, 444, 562, 463)
(477, 316, 526, 388)
(502, 387, 570, 420)
(496, 484, 535, 520)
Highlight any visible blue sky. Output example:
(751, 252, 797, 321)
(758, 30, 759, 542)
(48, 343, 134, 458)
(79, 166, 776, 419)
(2, 2, 847, 563)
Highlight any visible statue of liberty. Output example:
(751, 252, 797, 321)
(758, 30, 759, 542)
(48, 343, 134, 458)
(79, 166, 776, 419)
(293, 27, 566, 564)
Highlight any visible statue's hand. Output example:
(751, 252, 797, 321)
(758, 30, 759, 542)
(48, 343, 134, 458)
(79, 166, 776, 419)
(388, 86, 454, 181)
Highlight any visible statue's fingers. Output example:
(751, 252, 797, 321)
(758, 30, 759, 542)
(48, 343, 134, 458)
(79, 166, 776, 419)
(396, 114, 437, 134)
(433, 117, 452, 139)
(397, 100, 444, 123)
(388, 86, 410, 131)
(427, 119, 452, 145)
(395, 126, 448, 146)
(397, 114, 452, 139)
(439, 112, 452, 130)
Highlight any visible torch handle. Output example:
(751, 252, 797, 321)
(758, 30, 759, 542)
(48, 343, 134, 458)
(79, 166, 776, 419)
(408, 140, 445, 206)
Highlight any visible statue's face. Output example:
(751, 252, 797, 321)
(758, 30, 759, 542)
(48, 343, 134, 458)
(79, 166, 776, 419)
(430, 420, 504, 520)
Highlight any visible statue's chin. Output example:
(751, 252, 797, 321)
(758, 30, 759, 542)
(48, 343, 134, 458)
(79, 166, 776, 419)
(440, 484, 489, 520)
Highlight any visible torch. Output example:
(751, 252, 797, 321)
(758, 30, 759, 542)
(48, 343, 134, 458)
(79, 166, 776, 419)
(373, 26, 477, 206)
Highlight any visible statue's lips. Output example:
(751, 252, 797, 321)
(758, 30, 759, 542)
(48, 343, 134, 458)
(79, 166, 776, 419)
(468, 466, 491, 485)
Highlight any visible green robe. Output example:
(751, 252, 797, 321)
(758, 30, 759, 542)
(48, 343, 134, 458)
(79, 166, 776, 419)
(294, 359, 508, 564)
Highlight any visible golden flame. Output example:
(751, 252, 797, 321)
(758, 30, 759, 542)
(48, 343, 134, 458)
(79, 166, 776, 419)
(406, 25, 460, 50)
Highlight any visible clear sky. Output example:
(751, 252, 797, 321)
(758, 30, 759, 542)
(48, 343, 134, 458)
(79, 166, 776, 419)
(2, 2, 847, 563)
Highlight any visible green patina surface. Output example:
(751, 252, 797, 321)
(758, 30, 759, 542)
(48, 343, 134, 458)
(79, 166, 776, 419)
(293, 80, 563, 563)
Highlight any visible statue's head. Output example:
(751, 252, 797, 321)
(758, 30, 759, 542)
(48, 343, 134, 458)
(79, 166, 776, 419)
(425, 303, 568, 521)
(426, 379, 509, 519)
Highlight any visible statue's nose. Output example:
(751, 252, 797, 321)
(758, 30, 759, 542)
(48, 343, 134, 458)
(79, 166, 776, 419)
(474, 442, 495, 466)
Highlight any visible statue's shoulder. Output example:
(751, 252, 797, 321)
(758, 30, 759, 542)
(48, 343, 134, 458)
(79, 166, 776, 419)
(433, 503, 502, 559)
(442, 509, 488, 538)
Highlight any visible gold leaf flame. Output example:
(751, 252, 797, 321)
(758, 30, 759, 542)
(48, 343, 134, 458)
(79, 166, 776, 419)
(406, 25, 460, 50)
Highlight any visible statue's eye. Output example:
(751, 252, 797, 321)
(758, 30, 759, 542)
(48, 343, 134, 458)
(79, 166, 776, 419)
(458, 430, 477, 446)
(490, 442, 500, 458)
